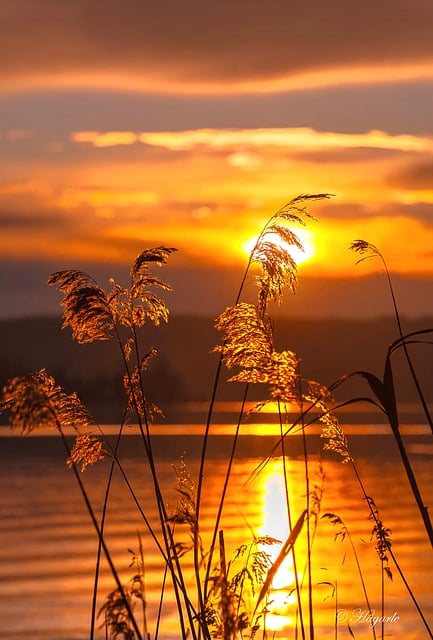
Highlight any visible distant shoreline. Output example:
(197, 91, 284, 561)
(2, 430, 432, 461)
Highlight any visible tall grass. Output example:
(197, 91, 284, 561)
(1, 195, 432, 639)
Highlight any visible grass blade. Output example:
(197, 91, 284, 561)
(254, 509, 307, 616)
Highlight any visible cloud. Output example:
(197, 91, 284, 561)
(318, 199, 433, 226)
(3, 85, 433, 138)
(0, 182, 252, 264)
(69, 127, 433, 155)
(71, 131, 140, 147)
(387, 160, 433, 190)
(389, 201, 433, 225)
(134, 127, 433, 153)
(0, 188, 96, 230)
(291, 147, 407, 164)
(226, 151, 263, 169)
(314, 201, 374, 220)
(0, 211, 68, 230)
(2, 0, 433, 93)
(56, 187, 160, 209)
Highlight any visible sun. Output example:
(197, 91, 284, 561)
(241, 227, 316, 266)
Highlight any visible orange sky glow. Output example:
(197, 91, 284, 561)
(2, 0, 433, 317)
(3, 124, 433, 275)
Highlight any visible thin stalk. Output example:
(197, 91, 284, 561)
(300, 419, 314, 640)
(334, 582, 337, 640)
(219, 530, 230, 640)
(331, 382, 432, 547)
(235, 540, 253, 625)
(203, 384, 250, 599)
(353, 242, 433, 433)
(391, 423, 433, 547)
(155, 564, 168, 640)
(342, 526, 376, 640)
(115, 324, 199, 639)
(381, 558, 385, 640)
(100, 432, 167, 557)
(193, 354, 224, 621)
(95, 429, 202, 629)
(295, 373, 316, 640)
(137, 531, 150, 640)
(57, 426, 143, 640)
(247, 390, 336, 485)
(194, 252, 255, 609)
(350, 463, 433, 638)
(194, 246, 255, 614)
(344, 363, 433, 548)
(136, 421, 192, 639)
(278, 401, 306, 640)
(89, 408, 128, 640)
(117, 336, 187, 637)
(382, 258, 433, 434)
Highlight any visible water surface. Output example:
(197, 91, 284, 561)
(1, 425, 432, 639)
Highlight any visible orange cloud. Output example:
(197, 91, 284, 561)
(70, 127, 433, 158)
(71, 131, 139, 147)
(135, 128, 433, 153)
(387, 160, 433, 191)
(2, 1, 433, 94)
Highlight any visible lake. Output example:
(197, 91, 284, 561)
(1, 420, 432, 639)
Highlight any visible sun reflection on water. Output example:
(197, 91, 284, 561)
(257, 461, 301, 633)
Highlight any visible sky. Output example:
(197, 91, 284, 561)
(2, 0, 433, 319)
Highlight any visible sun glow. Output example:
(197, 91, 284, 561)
(242, 227, 316, 266)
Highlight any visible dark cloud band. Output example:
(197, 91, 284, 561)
(2, 0, 433, 90)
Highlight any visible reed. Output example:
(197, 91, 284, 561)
(1, 195, 432, 639)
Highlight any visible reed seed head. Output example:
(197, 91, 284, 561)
(305, 380, 352, 463)
(67, 433, 106, 472)
(1, 369, 94, 435)
(215, 303, 299, 401)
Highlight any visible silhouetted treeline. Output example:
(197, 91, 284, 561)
(1, 314, 432, 424)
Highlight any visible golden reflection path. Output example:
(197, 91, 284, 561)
(258, 463, 297, 633)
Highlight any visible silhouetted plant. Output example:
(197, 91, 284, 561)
(350, 239, 433, 434)
(321, 511, 377, 640)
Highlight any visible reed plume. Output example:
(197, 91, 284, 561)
(48, 246, 176, 344)
(214, 303, 298, 401)
(1, 369, 106, 471)
(1, 368, 93, 434)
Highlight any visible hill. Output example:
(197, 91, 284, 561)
(1, 314, 432, 423)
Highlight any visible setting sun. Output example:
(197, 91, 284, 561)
(242, 227, 316, 266)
